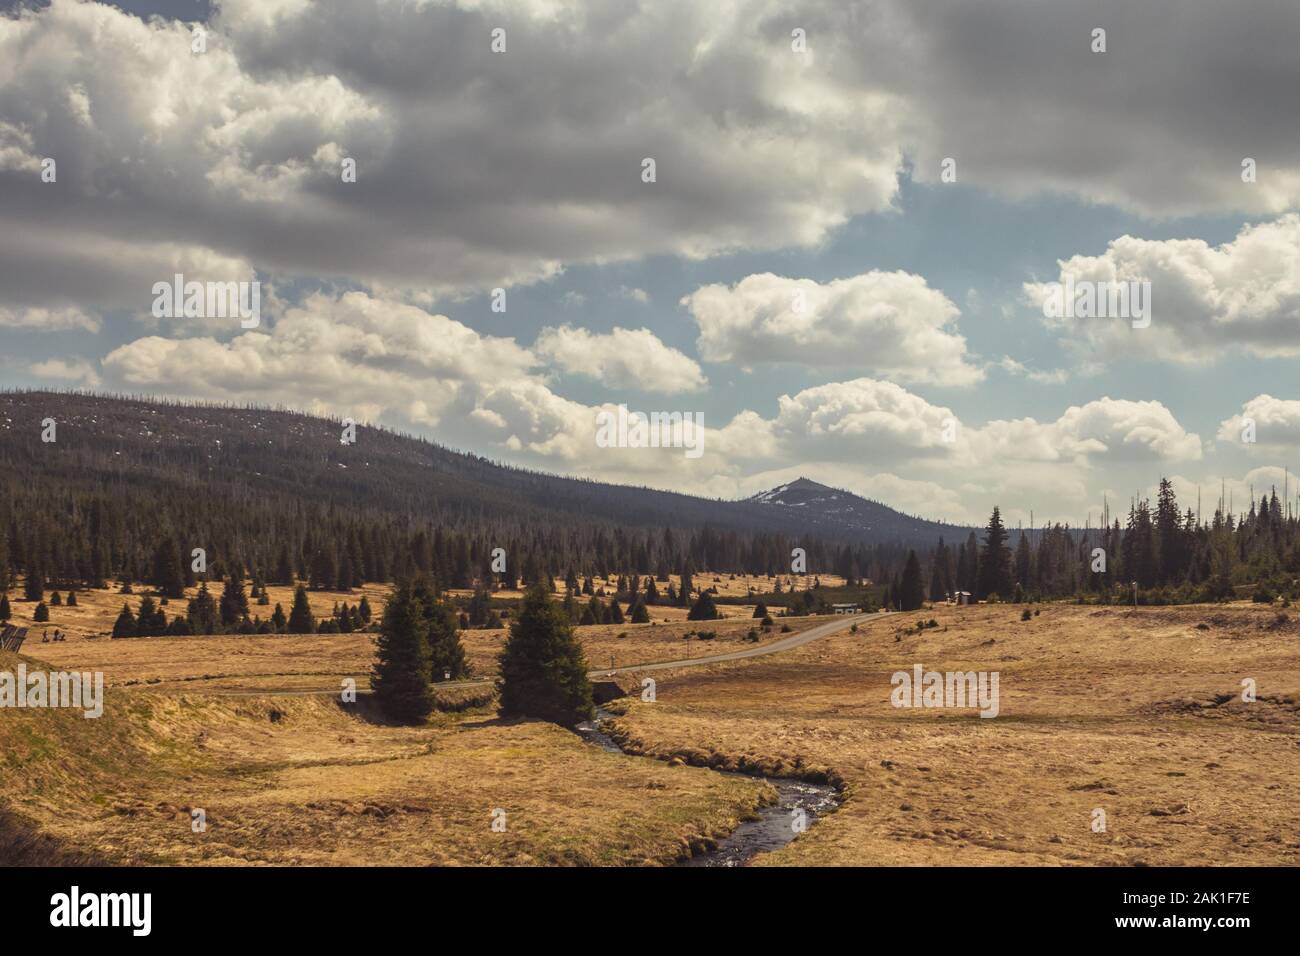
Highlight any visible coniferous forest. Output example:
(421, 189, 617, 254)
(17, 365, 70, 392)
(2, 391, 1295, 617)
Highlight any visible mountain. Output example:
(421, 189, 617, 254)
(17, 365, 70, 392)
(0, 392, 965, 590)
(747, 477, 967, 546)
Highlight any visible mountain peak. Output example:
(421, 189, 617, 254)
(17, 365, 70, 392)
(747, 475, 964, 541)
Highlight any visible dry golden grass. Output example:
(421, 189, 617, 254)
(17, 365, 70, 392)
(459, 614, 818, 679)
(602, 602, 1300, 866)
(23, 582, 820, 693)
(1, 579, 390, 642)
(0, 649, 769, 866)
(18, 583, 1286, 868)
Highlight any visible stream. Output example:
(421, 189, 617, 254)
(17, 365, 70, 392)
(575, 707, 839, 867)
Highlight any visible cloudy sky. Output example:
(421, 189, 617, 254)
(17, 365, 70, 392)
(3, 0, 1300, 526)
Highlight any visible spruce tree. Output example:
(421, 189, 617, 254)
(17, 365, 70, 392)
(24, 558, 42, 602)
(753, 601, 768, 619)
(274, 544, 295, 585)
(687, 590, 721, 621)
(112, 602, 136, 638)
(219, 574, 250, 626)
(371, 579, 436, 723)
(498, 583, 594, 727)
(271, 602, 287, 633)
(186, 583, 218, 634)
(630, 599, 650, 623)
(287, 585, 315, 634)
(153, 537, 187, 599)
(899, 550, 925, 611)
(0, 593, 9, 621)
(412, 577, 468, 681)
(1014, 533, 1032, 593)
(977, 507, 1012, 600)
(33, 601, 49, 623)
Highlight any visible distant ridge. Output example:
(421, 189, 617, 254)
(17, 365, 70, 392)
(1, 391, 968, 548)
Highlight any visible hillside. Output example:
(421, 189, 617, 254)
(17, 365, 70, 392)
(0, 392, 964, 591)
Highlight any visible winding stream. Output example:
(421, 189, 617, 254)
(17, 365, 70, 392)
(575, 707, 839, 867)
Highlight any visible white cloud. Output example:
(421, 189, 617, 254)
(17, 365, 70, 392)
(0, 306, 100, 332)
(998, 355, 1069, 384)
(684, 272, 982, 386)
(1028, 215, 1300, 364)
(1217, 395, 1300, 449)
(28, 357, 101, 387)
(534, 325, 707, 393)
(0, 0, 905, 315)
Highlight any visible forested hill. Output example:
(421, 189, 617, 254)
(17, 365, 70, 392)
(0, 390, 961, 589)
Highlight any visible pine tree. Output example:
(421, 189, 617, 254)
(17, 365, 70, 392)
(310, 547, 337, 591)
(371, 579, 436, 723)
(186, 582, 218, 634)
(1014, 533, 1032, 593)
(24, 557, 43, 602)
(928, 562, 945, 602)
(753, 601, 768, 619)
(687, 590, 721, 621)
(630, 599, 650, 623)
(412, 577, 468, 681)
(112, 602, 136, 638)
(136, 595, 167, 636)
(271, 602, 287, 633)
(287, 585, 315, 634)
(498, 583, 594, 727)
(977, 507, 1012, 600)
(1154, 478, 1184, 585)
(899, 550, 925, 611)
(0, 594, 9, 621)
(274, 544, 295, 585)
(153, 537, 187, 599)
(358, 594, 372, 623)
(33, 601, 49, 623)
(219, 575, 249, 626)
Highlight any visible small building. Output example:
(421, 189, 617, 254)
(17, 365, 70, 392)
(950, 591, 972, 606)
(830, 603, 858, 615)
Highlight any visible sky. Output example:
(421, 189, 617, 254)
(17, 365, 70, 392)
(3, 0, 1300, 526)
